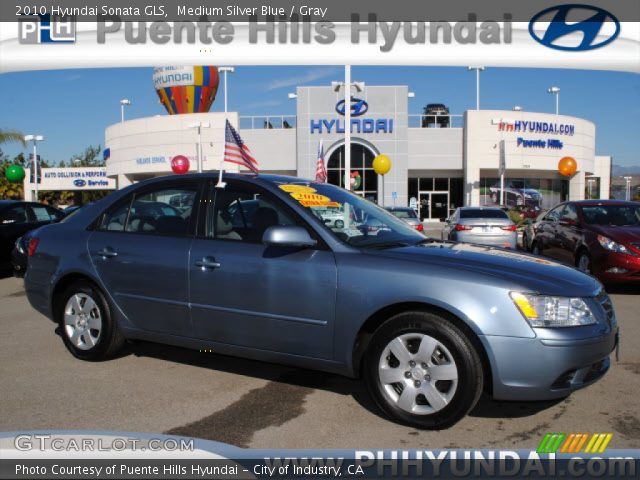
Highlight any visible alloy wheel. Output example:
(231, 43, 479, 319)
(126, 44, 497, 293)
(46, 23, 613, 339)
(64, 293, 102, 350)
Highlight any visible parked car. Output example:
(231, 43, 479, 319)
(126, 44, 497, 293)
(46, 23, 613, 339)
(0, 200, 63, 273)
(521, 211, 547, 252)
(442, 207, 517, 249)
(24, 174, 617, 429)
(313, 207, 348, 229)
(510, 204, 543, 221)
(490, 181, 542, 207)
(531, 200, 640, 283)
(385, 207, 424, 233)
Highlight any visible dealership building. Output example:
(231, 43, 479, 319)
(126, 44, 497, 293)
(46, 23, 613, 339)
(105, 83, 611, 220)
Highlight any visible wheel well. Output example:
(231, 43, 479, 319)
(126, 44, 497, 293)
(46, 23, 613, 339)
(51, 273, 101, 319)
(352, 302, 493, 395)
(574, 246, 589, 266)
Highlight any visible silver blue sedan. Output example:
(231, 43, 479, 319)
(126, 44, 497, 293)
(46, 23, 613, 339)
(443, 207, 517, 249)
(24, 173, 618, 429)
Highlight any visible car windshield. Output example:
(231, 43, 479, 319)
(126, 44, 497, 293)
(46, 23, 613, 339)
(275, 181, 424, 247)
(460, 209, 509, 219)
(581, 205, 640, 226)
(389, 209, 418, 219)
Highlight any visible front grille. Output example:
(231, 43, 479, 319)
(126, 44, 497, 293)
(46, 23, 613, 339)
(595, 290, 616, 327)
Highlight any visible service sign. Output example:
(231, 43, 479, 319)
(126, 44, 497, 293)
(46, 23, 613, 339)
(25, 167, 116, 191)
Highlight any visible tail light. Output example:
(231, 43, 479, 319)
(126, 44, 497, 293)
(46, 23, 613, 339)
(27, 238, 40, 257)
(416, 224, 424, 232)
(455, 224, 472, 231)
(501, 225, 517, 232)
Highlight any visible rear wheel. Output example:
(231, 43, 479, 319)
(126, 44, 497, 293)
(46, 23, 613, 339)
(364, 311, 483, 429)
(334, 219, 344, 229)
(56, 280, 124, 361)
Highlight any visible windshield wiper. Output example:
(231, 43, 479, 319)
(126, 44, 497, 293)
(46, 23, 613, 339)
(363, 241, 412, 249)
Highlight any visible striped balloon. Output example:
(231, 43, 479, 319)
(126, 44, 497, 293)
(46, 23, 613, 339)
(153, 66, 220, 115)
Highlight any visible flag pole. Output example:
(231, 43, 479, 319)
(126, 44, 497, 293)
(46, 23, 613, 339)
(216, 118, 227, 189)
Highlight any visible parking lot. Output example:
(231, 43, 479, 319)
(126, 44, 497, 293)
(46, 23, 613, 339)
(1, 268, 638, 450)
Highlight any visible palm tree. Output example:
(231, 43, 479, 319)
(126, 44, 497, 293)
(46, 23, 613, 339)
(0, 129, 26, 146)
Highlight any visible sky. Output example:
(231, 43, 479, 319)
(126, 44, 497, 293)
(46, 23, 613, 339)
(0, 66, 638, 167)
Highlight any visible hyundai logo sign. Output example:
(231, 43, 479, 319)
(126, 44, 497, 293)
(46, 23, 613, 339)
(336, 97, 369, 117)
(73, 179, 86, 187)
(529, 4, 620, 51)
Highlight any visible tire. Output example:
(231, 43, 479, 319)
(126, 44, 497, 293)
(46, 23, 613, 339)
(364, 311, 483, 429)
(334, 219, 344, 229)
(576, 250, 592, 274)
(56, 280, 125, 361)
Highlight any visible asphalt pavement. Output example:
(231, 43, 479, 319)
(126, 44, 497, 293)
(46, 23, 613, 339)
(1, 269, 638, 450)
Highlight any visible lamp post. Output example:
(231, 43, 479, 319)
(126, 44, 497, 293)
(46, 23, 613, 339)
(512, 105, 522, 111)
(218, 67, 235, 114)
(468, 66, 485, 110)
(332, 69, 365, 191)
(491, 118, 514, 206)
(24, 134, 44, 201)
(547, 87, 560, 115)
(587, 178, 596, 199)
(188, 122, 210, 173)
(624, 176, 633, 201)
(119, 99, 131, 123)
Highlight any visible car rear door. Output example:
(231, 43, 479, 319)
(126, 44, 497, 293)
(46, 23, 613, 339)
(87, 179, 202, 337)
(189, 179, 337, 359)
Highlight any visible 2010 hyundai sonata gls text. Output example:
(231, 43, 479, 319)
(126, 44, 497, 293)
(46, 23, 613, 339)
(24, 174, 619, 429)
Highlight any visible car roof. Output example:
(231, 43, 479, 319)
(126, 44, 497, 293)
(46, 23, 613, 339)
(459, 206, 505, 211)
(571, 200, 640, 207)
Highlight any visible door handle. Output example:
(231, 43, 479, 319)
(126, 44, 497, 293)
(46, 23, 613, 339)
(195, 257, 221, 269)
(96, 248, 118, 258)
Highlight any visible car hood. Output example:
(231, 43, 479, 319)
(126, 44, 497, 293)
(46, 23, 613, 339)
(365, 241, 600, 296)
(588, 225, 640, 245)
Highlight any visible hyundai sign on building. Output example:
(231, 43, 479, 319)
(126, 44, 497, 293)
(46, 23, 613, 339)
(105, 82, 611, 221)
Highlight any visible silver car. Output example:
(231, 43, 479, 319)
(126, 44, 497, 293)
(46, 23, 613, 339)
(385, 207, 424, 233)
(24, 174, 617, 429)
(443, 207, 517, 249)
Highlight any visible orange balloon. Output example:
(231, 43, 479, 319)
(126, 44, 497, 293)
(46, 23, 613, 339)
(558, 156, 577, 176)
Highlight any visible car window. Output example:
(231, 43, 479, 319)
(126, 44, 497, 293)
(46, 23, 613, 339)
(545, 205, 564, 222)
(389, 209, 418, 219)
(459, 209, 508, 219)
(208, 184, 296, 243)
(98, 200, 131, 232)
(31, 205, 56, 222)
(582, 205, 640, 226)
(0, 205, 29, 225)
(46, 206, 64, 221)
(562, 203, 578, 221)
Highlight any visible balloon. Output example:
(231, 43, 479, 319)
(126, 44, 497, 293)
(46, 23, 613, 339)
(558, 156, 577, 176)
(5, 164, 25, 183)
(171, 155, 190, 174)
(153, 66, 220, 115)
(373, 154, 391, 176)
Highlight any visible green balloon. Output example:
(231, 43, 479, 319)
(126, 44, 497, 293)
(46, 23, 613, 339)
(5, 164, 25, 183)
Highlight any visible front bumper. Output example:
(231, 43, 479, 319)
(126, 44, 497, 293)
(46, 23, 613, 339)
(482, 326, 618, 401)
(592, 250, 640, 283)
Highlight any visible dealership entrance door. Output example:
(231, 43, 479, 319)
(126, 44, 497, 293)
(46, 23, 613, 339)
(418, 192, 449, 221)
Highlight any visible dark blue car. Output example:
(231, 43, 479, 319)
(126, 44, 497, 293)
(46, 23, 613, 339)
(24, 174, 618, 428)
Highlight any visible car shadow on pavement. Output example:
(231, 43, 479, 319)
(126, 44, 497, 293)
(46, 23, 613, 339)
(469, 394, 564, 419)
(605, 284, 640, 295)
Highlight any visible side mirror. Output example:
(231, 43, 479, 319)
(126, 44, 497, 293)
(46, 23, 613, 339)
(262, 225, 317, 248)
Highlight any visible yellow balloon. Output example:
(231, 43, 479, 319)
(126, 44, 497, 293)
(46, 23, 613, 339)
(373, 154, 391, 176)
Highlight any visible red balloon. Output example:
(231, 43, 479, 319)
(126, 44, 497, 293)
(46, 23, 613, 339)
(558, 156, 577, 176)
(171, 155, 190, 174)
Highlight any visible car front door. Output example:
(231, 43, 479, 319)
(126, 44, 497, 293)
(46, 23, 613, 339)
(189, 180, 337, 359)
(556, 203, 581, 265)
(535, 205, 563, 259)
(87, 180, 201, 336)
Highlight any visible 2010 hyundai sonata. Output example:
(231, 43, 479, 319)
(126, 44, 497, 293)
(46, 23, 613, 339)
(24, 173, 619, 429)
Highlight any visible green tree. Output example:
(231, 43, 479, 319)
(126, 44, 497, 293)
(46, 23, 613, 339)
(0, 129, 26, 147)
(0, 150, 26, 200)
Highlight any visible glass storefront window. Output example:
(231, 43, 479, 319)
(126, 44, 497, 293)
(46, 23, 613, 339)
(479, 176, 568, 210)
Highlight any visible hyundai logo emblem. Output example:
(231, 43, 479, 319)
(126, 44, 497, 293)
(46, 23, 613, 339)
(336, 98, 369, 117)
(529, 4, 620, 51)
(73, 179, 86, 187)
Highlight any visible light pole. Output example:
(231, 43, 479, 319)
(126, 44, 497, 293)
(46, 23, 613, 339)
(468, 66, 485, 110)
(547, 87, 560, 115)
(624, 176, 632, 201)
(491, 118, 514, 206)
(332, 70, 365, 191)
(24, 134, 44, 201)
(587, 178, 596, 199)
(120, 98, 131, 123)
(218, 67, 235, 114)
(512, 105, 522, 111)
(188, 122, 210, 173)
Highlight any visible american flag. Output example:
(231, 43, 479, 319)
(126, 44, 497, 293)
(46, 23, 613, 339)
(315, 139, 327, 183)
(223, 120, 259, 173)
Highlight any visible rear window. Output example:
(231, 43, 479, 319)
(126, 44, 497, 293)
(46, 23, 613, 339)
(460, 209, 509, 219)
(389, 209, 417, 219)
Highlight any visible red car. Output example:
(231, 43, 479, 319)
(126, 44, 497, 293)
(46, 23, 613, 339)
(531, 200, 640, 283)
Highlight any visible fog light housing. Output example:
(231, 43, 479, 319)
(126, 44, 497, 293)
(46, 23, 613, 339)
(605, 267, 628, 274)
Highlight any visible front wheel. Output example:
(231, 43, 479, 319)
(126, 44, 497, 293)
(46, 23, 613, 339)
(364, 311, 483, 429)
(334, 219, 344, 229)
(56, 280, 125, 361)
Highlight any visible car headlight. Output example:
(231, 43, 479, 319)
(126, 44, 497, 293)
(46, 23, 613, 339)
(597, 235, 635, 255)
(510, 292, 597, 327)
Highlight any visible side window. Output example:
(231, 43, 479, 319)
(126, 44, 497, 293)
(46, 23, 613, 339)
(0, 206, 29, 225)
(209, 184, 295, 243)
(46, 206, 64, 221)
(129, 186, 197, 235)
(563, 204, 578, 221)
(97, 198, 132, 232)
(31, 205, 55, 222)
(545, 205, 563, 222)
